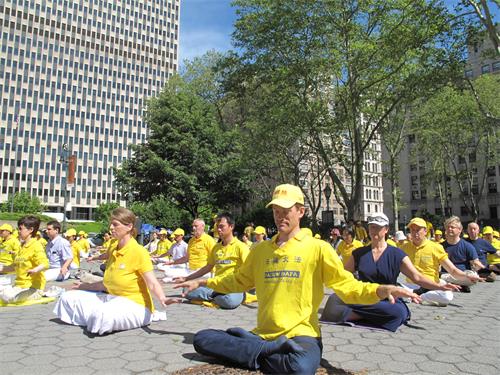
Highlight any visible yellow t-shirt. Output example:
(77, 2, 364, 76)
(103, 237, 154, 311)
(426, 221, 433, 239)
(431, 238, 445, 244)
(355, 226, 368, 242)
(77, 238, 90, 253)
(401, 239, 448, 283)
(13, 238, 49, 290)
(208, 237, 249, 278)
(70, 240, 83, 267)
(387, 239, 397, 247)
(337, 239, 364, 265)
(151, 239, 172, 256)
(487, 239, 500, 265)
(0, 236, 21, 266)
(207, 231, 380, 340)
(187, 233, 215, 270)
(38, 237, 48, 249)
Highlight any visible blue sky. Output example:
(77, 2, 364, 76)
(178, 0, 499, 67)
(179, 0, 236, 66)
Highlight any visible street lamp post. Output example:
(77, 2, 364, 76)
(323, 183, 334, 225)
(60, 144, 69, 231)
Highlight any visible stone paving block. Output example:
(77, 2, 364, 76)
(19, 353, 58, 366)
(51, 367, 95, 375)
(390, 352, 427, 364)
(57, 347, 91, 357)
(88, 358, 128, 370)
(24, 345, 61, 355)
(336, 344, 370, 354)
(120, 342, 153, 352)
(124, 359, 164, 372)
(340, 360, 375, 372)
(456, 362, 499, 375)
(464, 353, 500, 366)
(88, 349, 124, 359)
(52, 356, 91, 368)
(0, 351, 26, 362)
(434, 344, 470, 355)
(14, 364, 58, 375)
(120, 350, 156, 361)
(417, 361, 459, 374)
(426, 352, 467, 364)
(368, 344, 403, 354)
(379, 360, 422, 374)
(355, 351, 392, 364)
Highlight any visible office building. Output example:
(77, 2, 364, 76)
(0, 0, 180, 219)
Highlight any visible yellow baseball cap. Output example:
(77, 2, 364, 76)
(78, 230, 86, 236)
(266, 184, 304, 208)
(159, 229, 168, 235)
(482, 226, 493, 235)
(0, 223, 14, 233)
(407, 217, 427, 228)
(254, 226, 266, 235)
(173, 228, 185, 236)
(435, 229, 442, 235)
(314, 233, 321, 239)
(493, 230, 499, 238)
(65, 228, 77, 237)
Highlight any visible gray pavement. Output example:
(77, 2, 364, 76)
(1, 264, 499, 375)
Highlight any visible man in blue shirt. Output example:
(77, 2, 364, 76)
(466, 222, 496, 282)
(44, 220, 73, 281)
(441, 216, 481, 292)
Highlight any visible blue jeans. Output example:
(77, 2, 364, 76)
(186, 286, 244, 310)
(194, 328, 322, 374)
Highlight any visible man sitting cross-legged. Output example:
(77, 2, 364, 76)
(174, 213, 249, 309)
(175, 184, 420, 374)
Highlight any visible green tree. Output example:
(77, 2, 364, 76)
(93, 202, 120, 231)
(0, 192, 45, 214)
(115, 74, 252, 218)
(411, 74, 500, 220)
(130, 197, 192, 229)
(227, 0, 465, 220)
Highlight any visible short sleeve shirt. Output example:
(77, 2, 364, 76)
(187, 233, 215, 270)
(46, 235, 73, 268)
(353, 245, 407, 285)
(443, 239, 478, 271)
(401, 239, 448, 282)
(14, 238, 49, 290)
(0, 236, 21, 266)
(466, 238, 496, 267)
(337, 239, 364, 265)
(207, 237, 249, 278)
(103, 237, 154, 311)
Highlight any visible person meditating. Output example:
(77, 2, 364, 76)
(320, 213, 460, 331)
(54, 207, 179, 335)
(175, 184, 420, 374)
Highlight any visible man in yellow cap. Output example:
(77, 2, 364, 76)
(150, 229, 172, 257)
(401, 216, 481, 299)
(153, 228, 188, 267)
(250, 226, 267, 250)
(481, 226, 500, 274)
(77, 231, 90, 257)
(65, 228, 82, 270)
(432, 229, 444, 244)
(0, 223, 21, 268)
(176, 183, 419, 374)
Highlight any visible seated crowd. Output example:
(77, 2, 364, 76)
(0, 183, 499, 374)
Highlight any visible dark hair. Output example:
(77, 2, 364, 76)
(216, 212, 235, 226)
(342, 228, 355, 238)
(18, 215, 41, 235)
(47, 220, 61, 233)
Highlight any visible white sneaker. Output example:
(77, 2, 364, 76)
(421, 300, 447, 307)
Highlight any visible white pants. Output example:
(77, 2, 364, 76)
(159, 264, 210, 282)
(45, 268, 71, 282)
(0, 286, 43, 303)
(440, 270, 478, 286)
(53, 290, 152, 335)
(401, 281, 453, 306)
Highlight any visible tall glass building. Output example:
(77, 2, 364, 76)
(0, 0, 180, 219)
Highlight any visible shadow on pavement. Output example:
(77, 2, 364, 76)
(141, 326, 195, 344)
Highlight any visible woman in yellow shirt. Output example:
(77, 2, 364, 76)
(0, 216, 49, 303)
(54, 207, 179, 335)
(337, 228, 363, 265)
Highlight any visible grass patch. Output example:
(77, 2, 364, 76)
(66, 221, 105, 234)
(0, 212, 55, 222)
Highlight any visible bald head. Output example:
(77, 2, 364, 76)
(467, 222, 480, 240)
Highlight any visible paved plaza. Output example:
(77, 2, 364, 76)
(1, 263, 499, 375)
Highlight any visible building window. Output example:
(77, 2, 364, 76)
(489, 182, 497, 193)
(481, 64, 491, 74)
(490, 206, 498, 219)
(487, 166, 496, 177)
(460, 206, 469, 216)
